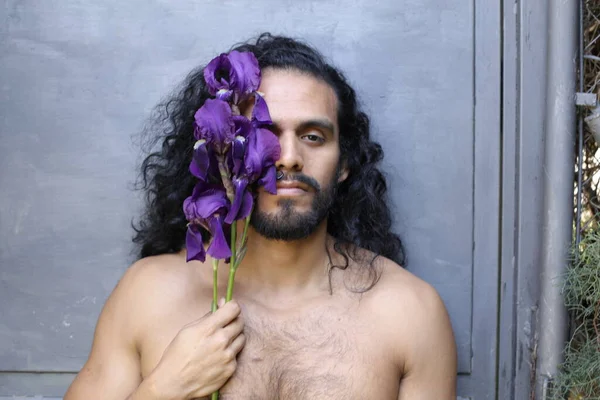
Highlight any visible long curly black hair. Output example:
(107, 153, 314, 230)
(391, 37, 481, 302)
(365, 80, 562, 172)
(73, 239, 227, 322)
(133, 33, 405, 289)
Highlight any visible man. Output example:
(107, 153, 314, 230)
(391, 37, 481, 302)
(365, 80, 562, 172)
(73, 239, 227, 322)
(65, 33, 457, 399)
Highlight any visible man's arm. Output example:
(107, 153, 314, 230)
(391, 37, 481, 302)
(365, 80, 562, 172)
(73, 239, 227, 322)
(396, 281, 457, 400)
(64, 257, 246, 400)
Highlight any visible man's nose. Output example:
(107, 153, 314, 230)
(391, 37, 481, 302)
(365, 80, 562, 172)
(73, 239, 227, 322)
(275, 131, 304, 172)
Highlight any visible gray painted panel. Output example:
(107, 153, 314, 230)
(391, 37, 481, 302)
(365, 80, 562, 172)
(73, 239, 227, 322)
(0, 398, 61, 400)
(456, 0, 501, 398)
(0, 373, 74, 397)
(0, 0, 495, 397)
(498, 0, 548, 398)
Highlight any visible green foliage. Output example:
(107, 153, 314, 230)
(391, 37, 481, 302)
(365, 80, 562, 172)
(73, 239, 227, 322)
(566, 233, 600, 320)
(550, 231, 600, 400)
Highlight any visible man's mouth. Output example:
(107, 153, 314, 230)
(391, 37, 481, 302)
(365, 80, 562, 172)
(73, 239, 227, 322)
(275, 180, 311, 196)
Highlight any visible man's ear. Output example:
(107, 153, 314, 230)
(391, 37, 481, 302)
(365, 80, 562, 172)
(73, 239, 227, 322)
(338, 160, 349, 183)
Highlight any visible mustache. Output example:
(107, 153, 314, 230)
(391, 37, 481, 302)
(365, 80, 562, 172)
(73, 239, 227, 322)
(278, 173, 321, 191)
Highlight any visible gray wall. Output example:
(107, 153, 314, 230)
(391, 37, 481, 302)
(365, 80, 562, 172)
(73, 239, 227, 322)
(0, 0, 515, 398)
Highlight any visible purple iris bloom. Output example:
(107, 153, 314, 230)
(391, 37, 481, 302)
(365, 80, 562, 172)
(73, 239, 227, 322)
(245, 126, 280, 193)
(204, 51, 261, 104)
(184, 51, 283, 263)
(183, 184, 232, 261)
(194, 99, 236, 154)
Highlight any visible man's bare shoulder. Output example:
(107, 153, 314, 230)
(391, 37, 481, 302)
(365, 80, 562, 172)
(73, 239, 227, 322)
(366, 257, 444, 318)
(108, 253, 207, 336)
(360, 256, 457, 374)
(120, 252, 202, 295)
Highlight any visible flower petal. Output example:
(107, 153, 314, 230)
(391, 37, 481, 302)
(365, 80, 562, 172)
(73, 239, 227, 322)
(184, 183, 230, 221)
(255, 127, 281, 163)
(193, 188, 230, 219)
(185, 225, 206, 262)
(183, 195, 197, 221)
(204, 54, 232, 96)
(225, 177, 249, 224)
(258, 165, 277, 194)
(216, 89, 233, 102)
(207, 216, 232, 259)
(228, 51, 261, 98)
(231, 136, 246, 177)
(252, 93, 272, 126)
(239, 190, 254, 220)
(193, 99, 235, 151)
(190, 140, 210, 181)
(244, 127, 281, 182)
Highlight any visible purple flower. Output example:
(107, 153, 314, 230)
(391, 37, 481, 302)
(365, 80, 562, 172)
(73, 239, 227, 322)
(221, 123, 279, 222)
(225, 177, 254, 224)
(185, 224, 206, 262)
(194, 99, 235, 153)
(183, 184, 232, 261)
(190, 139, 210, 181)
(184, 51, 282, 263)
(252, 93, 272, 126)
(204, 51, 261, 104)
(244, 126, 280, 193)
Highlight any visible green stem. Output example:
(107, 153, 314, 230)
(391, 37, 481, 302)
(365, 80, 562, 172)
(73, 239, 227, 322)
(226, 222, 238, 302)
(211, 258, 219, 400)
(241, 215, 251, 248)
(212, 258, 218, 313)
(234, 215, 252, 270)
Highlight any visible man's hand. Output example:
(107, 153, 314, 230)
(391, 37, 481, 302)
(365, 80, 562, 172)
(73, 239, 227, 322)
(147, 299, 246, 399)
(64, 259, 246, 400)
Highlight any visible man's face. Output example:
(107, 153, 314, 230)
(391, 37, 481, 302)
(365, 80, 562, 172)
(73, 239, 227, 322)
(249, 68, 347, 241)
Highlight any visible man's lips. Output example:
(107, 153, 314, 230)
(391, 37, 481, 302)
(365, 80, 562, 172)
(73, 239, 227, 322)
(275, 180, 311, 195)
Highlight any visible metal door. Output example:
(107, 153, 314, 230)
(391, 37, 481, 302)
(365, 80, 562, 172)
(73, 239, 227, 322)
(0, 0, 501, 398)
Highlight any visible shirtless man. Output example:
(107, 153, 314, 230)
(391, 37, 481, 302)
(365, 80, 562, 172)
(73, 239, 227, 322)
(64, 34, 457, 400)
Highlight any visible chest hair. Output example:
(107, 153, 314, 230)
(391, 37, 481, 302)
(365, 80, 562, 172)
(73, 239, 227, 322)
(219, 308, 363, 400)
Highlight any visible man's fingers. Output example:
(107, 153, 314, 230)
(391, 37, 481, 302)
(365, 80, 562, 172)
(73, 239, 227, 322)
(220, 315, 244, 340)
(210, 300, 242, 327)
(229, 332, 246, 356)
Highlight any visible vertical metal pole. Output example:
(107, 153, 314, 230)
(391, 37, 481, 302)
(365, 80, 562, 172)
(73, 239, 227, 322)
(535, 0, 579, 397)
(575, 0, 584, 248)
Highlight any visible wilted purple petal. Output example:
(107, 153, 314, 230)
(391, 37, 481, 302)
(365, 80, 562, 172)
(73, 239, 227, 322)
(204, 54, 232, 96)
(206, 215, 231, 259)
(185, 225, 206, 262)
(190, 140, 210, 181)
(225, 177, 250, 224)
(252, 93, 272, 126)
(194, 99, 235, 151)
(258, 166, 277, 194)
(228, 51, 261, 98)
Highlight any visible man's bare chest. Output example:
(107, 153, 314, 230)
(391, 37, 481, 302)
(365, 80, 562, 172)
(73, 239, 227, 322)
(140, 301, 399, 400)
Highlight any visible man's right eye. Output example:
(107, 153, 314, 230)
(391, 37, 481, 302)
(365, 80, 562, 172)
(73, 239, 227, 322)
(302, 134, 325, 143)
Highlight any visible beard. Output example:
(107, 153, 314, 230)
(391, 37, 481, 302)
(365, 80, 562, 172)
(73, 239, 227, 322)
(250, 167, 340, 241)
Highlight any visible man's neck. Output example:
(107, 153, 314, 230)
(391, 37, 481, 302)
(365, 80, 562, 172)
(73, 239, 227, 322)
(234, 221, 331, 300)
